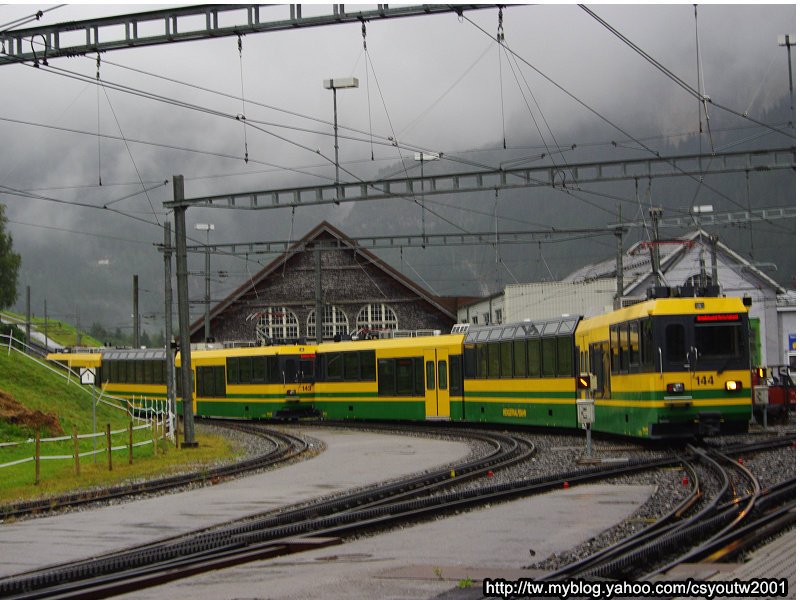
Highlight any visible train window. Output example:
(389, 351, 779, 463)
(240, 357, 252, 384)
(326, 353, 343, 380)
(488, 343, 501, 378)
(438, 360, 448, 390)
(426, 361, 435, 390)
(344, 352, 360, 380)
(125, 361, 134, 384)
(227, 358, 239, 384)
(512, 340, 526, 377)
(665, 324, 686, 364)
(629, 322, 640, 369)
(449, 356, 463, 396)
(135, 361, 144, 384)
(216, 367, 226, 396)
(252, 357, 266, 383)
(557, 337, 574, 376)
(378, 359, 395, 395)
(527, 339, 542, 378)
(284, 359, 297, 383)
(477, 344, 488, 378)
(695, 322, 745, 359)
(499, 342, 512, 377)
(619, 326, 630, 372)
(463, 346, 477, 379)
(543, 322, 559, 336)
(197, 366, 225, 398)
(144, 360, 153, 384)
(299, 359, 314, 382)
(267, 356, 281, 384)
(414, 358, 425, 396)
(610, 325, 620, 374)
(640, 319, 654, 369)
(395, 359, 414, 395)
(360, 351, 376, 381)
(542, 338, 557, 377)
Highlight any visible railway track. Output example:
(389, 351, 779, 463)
(0, 425, 678, 599)
(0, 428, 792, 598)
(540, 436, 795, 582)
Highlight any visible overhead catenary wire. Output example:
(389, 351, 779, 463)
(10, 37, 790, 212)
(361, 20, 375, 161)
(237, 33, 249, 164)
(97, 71, 160, 225)
(462, 12, 780, 217)
(497, 7, 507, 149)
(578, 5, 793, 140)
(0, 5, 65, 34)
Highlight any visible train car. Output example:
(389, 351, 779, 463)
(313, 334, 464, 421)
(575, 296, 752, 437)
(178, 344, 316, 419)
(460, 316, 580, 428)
(47, 348, 169, 414)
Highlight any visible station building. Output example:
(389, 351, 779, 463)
(188, 222, 461, 345)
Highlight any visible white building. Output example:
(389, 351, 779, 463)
(462, 230, 793, 367)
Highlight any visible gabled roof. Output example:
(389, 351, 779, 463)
(563, 229, 785, 295)
(190, 221, 457, 336)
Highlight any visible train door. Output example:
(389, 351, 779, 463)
(660, 318, 693, 393)
(589, 342, 610, 399)
(423, 348, 451, 420)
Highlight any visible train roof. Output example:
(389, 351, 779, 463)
(102, 348, 167, 361)
(315, 333, 465, 353)
(464, 317, 580, 344)
(185, 344, 315, 360)
(577, 296, 749, 330)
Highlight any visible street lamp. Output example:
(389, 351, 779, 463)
(195, 223, 215, 342)
(414, 152, 440, 247)
(323, 77, 359, 201)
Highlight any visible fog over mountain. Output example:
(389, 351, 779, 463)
(0, 3, 794, 336)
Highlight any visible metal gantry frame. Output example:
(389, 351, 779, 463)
(0, 4, 498, 66)
(163, 147, 796, 210)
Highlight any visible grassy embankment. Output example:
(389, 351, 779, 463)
(0, 349, 239, 505)
(0, 309, 103, 348)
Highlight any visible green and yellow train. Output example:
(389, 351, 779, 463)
(48, 296, 752, 439)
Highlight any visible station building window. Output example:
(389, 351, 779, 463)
(356, 303, 398, 333)
(307, 305, 349, 340)
(256, 307, 299, 341)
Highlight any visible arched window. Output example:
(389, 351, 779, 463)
(356, 303, 398, 333)
(307, 305, 349, 340)
(256, 307, 299, 341)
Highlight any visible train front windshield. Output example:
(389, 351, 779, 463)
(654, 313, 749, 372)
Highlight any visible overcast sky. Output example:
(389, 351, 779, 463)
(0, 2, 795, 333)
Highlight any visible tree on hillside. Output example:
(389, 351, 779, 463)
(0, 204, 21, 310)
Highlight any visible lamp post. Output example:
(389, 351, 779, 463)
(323, 77, 359, 200)
(414, 152, 440, 247)
(195, 223, 215, 343)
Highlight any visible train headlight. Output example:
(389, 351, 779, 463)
(286, 389, 296, 396)
(666, 382, 685, 394)
(725, 380, 742, 392)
